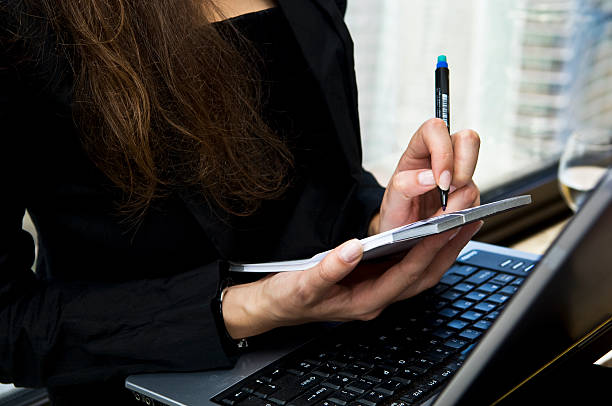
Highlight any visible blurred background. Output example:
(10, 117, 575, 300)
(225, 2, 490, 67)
(346, 0, 612, 191)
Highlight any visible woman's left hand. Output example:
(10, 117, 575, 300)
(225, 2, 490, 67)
(369, 118, 481, 236)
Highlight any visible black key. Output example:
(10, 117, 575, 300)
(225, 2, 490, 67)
(492, 274, 514, 285)
(453, 282, 475, 293)
(373, 379, 404, 395)
(345, 379, 374, 394)
(422, 377, 441, 391)
(260, 368, 285, 383)
(327, 390, 357, 406)
(487, 294, 509, 304)
(473, 302, 496, 313)
(439, 274, 462, 286)
(511, 277, 525, 286)
(338, 371, 358, 380)
(316, 402, 337, 406)
(407, 358, 433, 374)
(451, 299, 473, 310)
(437, 368, 454, 381)
(425, 317, 446, 328)
(476, 283, 500, 293)
(465, 270, 495, 285)
(433, 299, 449, 310)
(440, 290, 462, 301)
(269, 377, 306, 404)
(445, 361, 463, 371)
(438, 307, 460, 318)
(500, 285, 518, 295)
(297, 375, 324, 392)
(400, 387, 427, 403)
(242, 379, 263, 394)
(397, 366, 420, 380)
(346, 363, 370, 376)
(460, 310, 483, 321)
(356, 390, 389, 406)
(444, 338, 468, 350)
(223, 390, 249, 405)
(322, 374, 351, 390)
(253, 383, 279, 399)
(433, 328, 454, 339)
(484, 311, 500, 320)
(424, 347, 452, 363)
(387, 402, 410, 406)
(363, 367, 394, 383)
(432, 283, 449, 295)
(459, 329, 482, 341)
(288, 361, 317, 376)
(289, 386, 333, 406)
(472, 320, 492, 330)
(317, 362, 342, 375)
(447, 264, 478, 276)
(237, 395, 276, 406)
(464, 291, 487, 302)
(447, 319, 469, 330)
(312, 368, 332, 378)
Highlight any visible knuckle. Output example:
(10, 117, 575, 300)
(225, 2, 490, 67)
(391, 173, 405, 192)
(317, 260, 336, 285)
(466, 182, 480, 204)
(423, 117, 447, 133)
(456, 128, 481, 145)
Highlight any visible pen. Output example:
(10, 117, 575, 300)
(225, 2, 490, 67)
(435, 54, 450, 210)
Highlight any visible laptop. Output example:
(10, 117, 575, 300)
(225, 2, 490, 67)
(126, 168, 612, 406)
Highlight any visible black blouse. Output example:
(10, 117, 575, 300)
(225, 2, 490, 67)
(0, 1, 384, 404)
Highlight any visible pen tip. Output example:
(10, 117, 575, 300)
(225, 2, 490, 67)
(442, 205, 446, 211)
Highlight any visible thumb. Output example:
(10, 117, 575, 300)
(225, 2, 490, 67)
(306, 239, 363, 292)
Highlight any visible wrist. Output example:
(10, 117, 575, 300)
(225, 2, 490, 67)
(221, 281, 279, 339)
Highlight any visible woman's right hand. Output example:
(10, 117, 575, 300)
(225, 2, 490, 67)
(221, 187, 483, 340)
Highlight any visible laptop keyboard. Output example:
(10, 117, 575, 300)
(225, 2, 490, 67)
(211, 249, 536, 406)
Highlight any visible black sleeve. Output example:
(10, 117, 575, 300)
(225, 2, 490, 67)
(353, 169, 385, 238)
(333, 0, 348, 16)
(0, 47, 234, 390)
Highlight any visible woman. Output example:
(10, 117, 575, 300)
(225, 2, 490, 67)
(0, 0, 481, 404)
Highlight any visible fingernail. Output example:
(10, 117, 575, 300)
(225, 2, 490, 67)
(340, 240, 363, 263)
(417, 170, 435, 186)
(439, 170, 451, 191)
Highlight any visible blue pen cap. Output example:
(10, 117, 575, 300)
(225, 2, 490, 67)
(436, 54, 448, 68)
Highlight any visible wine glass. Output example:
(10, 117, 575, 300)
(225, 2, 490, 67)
(558, 128, 612, 211)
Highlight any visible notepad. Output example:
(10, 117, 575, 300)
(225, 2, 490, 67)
(229, 195, 532, 273)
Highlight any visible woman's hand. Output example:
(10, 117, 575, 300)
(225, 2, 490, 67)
(221, 118, 482, 339)
(369, 118, 481, 235)
(223, 218, 482, 339)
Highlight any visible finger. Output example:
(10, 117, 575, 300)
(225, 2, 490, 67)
(398, 118, 454, 191)
(304, 239, 363, 293)
(430, 181, 480, 217)
(395, 221, 484, 301)
(369, 227, 458, 307)
(380, 169, 438, 231)
(451, 129, 480, 188)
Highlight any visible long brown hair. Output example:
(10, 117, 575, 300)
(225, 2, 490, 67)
(17, 0, 293, 219)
